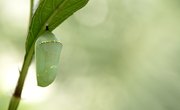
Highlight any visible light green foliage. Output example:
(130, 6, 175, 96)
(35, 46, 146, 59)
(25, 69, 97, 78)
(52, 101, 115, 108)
(35, 31, 62, 87)
(26, 0, 89, 52)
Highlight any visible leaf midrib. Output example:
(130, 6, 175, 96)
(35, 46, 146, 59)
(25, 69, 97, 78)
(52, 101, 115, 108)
(28, 0, 69, 52)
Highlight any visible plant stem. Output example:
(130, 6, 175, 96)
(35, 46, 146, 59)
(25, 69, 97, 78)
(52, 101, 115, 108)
(8, 0, 34, 110)
(29, 0, 34, 27)
(8, 47, 34, 110)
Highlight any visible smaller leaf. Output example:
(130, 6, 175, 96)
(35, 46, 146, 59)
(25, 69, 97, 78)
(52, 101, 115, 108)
(35, 31, 63, 87)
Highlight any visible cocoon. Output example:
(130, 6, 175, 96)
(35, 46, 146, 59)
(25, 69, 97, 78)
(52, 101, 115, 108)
(35, 31, 62, 87)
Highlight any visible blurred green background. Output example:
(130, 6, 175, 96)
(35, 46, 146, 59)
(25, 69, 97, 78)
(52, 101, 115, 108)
(1, 0, 180, 110)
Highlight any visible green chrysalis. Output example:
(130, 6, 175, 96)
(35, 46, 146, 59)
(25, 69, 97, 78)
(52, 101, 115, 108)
(35, 31, 62, 87)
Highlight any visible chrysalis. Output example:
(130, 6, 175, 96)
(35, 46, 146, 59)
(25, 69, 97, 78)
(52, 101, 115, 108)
(35, 31, 62, 87)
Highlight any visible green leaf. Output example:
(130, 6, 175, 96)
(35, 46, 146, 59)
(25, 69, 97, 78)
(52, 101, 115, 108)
(26, 0, 89, 52)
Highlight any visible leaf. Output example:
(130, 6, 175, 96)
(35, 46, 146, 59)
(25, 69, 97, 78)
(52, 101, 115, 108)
(26, 0, 89, 52)
(35, 31, 62, 87)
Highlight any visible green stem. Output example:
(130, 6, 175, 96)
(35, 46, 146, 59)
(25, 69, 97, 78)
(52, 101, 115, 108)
(8, 47, 34, 110)
(29, 0, 34, 27)
(8, 0, 34, 110)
